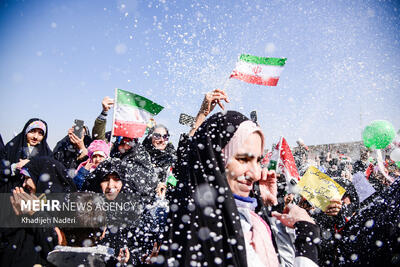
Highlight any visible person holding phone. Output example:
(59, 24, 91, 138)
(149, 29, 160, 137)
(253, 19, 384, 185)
(53, 122, 92, 170)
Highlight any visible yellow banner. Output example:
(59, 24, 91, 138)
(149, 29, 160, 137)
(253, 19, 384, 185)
(297, 166, 346, 212)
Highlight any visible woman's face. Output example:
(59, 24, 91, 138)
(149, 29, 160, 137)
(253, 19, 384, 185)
(100, 173, 123, 200)
(26, 128, 44, 146)
(151, 127, 168, 150)
(91, 154, 106, 169)
(226, 132, 263, 197)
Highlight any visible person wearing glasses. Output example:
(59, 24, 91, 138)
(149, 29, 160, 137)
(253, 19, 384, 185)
(142, 125, 176, 185)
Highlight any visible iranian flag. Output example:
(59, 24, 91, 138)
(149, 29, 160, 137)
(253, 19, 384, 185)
(268, 137, 300, 183)
(230, 54, 287, 86)
(113, 89, 163, 138)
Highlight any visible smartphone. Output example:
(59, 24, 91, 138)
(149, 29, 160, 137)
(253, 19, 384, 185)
(250, 111, 257, 123)
(73, 119, 84, 138)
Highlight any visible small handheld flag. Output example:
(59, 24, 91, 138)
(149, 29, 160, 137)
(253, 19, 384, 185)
(112, 89, 163, 138)
(230, 54, 287, 86)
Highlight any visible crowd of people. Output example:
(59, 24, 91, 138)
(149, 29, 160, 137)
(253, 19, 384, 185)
(0, 89, 399, 266)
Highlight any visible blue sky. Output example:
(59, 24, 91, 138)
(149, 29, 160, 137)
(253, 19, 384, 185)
(1, 0, 399, 150)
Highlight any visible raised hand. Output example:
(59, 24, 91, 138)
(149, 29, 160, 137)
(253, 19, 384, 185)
(259, 169, 278, 206)
(199, 89, 229, 116)
(102, 96, 114, 112)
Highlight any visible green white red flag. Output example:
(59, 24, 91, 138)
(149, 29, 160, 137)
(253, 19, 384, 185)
(230, 54, 287, 86)
(113, 89, 163, 138)
(267, 137, 300, 183)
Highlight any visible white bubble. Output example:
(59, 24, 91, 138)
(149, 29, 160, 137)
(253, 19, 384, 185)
(115, 43, 127, 54)
(171, 243, 179, 250)
(322, 230, 332, 239)
(376, 240, 383, 247)
(51, 22, 57, 28)
(110, 226, 118, 234)
(187, 203, 196, 212)
(171, 204, 178, 212)
(203, 207, 213, 216)
(194, 184, 216, 207)
(226, 125, 235, 133)
(156, 255, 165, 264)
(182, 215, 190, 223)
(313, 237, 321, 244)
(82, 239, 93, 247)
(350, 254, 358, 261)
(365, 219, 374, 228)
(214, 257, 222, 264)
(198, 227, 210, 240)
(265, 42, 276, 53)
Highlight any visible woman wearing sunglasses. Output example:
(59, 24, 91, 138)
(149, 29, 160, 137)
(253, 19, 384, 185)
(142, 125, 176, 185)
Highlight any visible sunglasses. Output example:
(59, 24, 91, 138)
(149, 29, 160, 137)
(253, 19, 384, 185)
(152, 133, 169, 141)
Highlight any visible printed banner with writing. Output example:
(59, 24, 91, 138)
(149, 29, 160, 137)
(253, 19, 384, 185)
(297, 166, 346, 212)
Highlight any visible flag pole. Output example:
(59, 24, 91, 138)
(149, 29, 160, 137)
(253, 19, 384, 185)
(110, 88, 117, 139)
(276, 136, 283, 174)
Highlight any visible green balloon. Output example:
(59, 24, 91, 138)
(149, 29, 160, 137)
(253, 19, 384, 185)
(397, 162, 400, 168)
(362, 120, 396, 149)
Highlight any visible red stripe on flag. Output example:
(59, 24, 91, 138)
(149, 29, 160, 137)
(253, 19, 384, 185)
(280, 137, 300, 181)
(113, 120, 147, 138)
(230, 71, 280, 86)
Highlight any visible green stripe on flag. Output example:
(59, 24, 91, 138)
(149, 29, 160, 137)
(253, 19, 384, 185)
(167, 175, 177, 186)
(117, 89, 164, 115)
(239, 54, 286, 66)
(268, 160, 277, 171)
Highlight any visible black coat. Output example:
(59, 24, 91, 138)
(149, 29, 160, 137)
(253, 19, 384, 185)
(160, 111, 253, 266)
(83, 155, 158, 264)
(0, 134, 5, 161)
(313, 177, 360, 266)
(0, 157, 76, 267)
(53, 134, 92, 170)
(321, 176, 400, 266)
(142, 138, 177, 183)
(1, 119, 52, 192)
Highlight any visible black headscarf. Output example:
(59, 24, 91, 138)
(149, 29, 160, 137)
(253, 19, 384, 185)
(142, 126, 177, 182)
(84, 157, 157, 202)
(0, 134, 5, 161)
(22, 156, 77, 194)
(5, 118, 52, 165)
(0, 157, 75, 267)
(161, 111, 251, 266)
(52, 128, 92, 170)
(83, 157, 158, 264)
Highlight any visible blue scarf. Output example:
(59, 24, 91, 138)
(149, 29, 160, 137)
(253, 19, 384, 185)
(233, 194, 258, 211)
